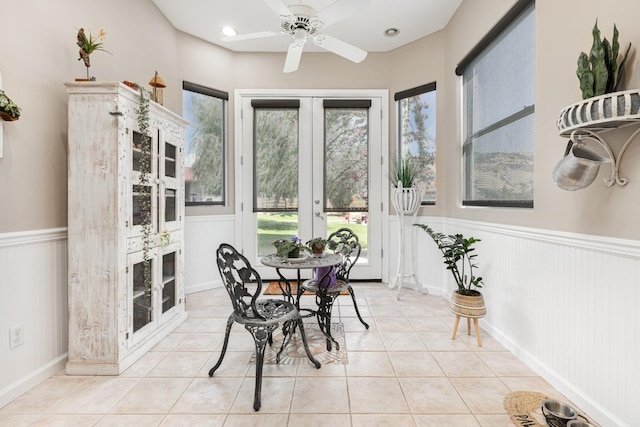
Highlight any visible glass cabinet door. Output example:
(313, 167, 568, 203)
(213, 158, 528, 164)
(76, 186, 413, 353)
(161, 247, 178, 315)
(159, 131, 182, 232)
(128, 249, 157, 337)
(128, 124, 158, 239)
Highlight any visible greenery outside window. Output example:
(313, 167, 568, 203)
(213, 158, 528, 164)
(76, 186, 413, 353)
(458, 0, 535, 208)
(182, 81, 227, 206)
(395, 82, 437, 204)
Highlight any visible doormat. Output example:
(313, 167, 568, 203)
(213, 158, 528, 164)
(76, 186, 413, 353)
(249, 322, 347, 365)
(263, 281, 349, 296)
(503, 391, 549, 426)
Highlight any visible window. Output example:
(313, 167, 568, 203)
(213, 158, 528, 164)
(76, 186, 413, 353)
(395, 82, 437, 204)
(458, 0, 535, 208)
(182, 82, 227, 205)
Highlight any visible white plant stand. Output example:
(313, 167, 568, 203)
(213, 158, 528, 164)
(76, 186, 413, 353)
(389, 182, 427, 298)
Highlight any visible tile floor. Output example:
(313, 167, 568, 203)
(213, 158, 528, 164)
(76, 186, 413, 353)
(0, 283, 589, 426)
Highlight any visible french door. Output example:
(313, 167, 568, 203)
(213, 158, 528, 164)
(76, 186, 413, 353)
(236, 90, 388, 280)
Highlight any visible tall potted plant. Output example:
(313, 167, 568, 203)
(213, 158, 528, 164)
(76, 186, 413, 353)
(414, 224, 486, 318)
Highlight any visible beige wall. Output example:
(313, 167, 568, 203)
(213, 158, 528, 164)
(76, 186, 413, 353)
(2, 0, 640, 240)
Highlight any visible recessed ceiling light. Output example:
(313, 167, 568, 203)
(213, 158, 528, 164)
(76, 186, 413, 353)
(222, 26, 237, 37)
(384, 28, 400, 37)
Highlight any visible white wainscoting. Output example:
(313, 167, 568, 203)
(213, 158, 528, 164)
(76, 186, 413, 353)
(0, 228, 68, 408)
(412, 217, 638, 427)
(184, 215, 235, 294)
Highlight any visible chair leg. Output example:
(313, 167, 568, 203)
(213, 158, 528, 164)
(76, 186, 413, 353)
(296, 318, 321, 369)
(246, 324, 275, 411)
(209, 315, 234, 376)
(316, 292, 340, 351)
(348, 285, 370, 329)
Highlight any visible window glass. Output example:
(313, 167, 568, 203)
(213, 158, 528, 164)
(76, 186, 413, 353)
(462, 3, 535, 207)
(396, 84, 437, 203)
(182, 83, 227, 205)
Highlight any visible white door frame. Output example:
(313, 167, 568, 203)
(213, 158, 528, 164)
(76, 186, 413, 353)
(233, 88, 389, 282)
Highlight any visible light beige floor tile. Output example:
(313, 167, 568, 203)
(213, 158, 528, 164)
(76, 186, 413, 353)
(477, 351, 537, 377)
(0, 376, 92, 413)
(288, 413, 351, 426)
(345, 331, 385, 351)
(295, 362, 346, 377)
(171, 377, 242, 414)
(474, 414, 514, 426)
(431, 352, 495, 377)
(120, 351, 168, 377)
(368, 305, 406, 317)
(450, 377, 511, 414)
(151, 332, 188, 351)
(348, 377, 410, 414)
(388, 351, 445, 377)
(413, 414, 480, 426)
(500, 376, 570, 402)
(399, 377, 469, 414)
(380, 332, 428, 351)
(173, 317, 205, 333)
(409, 317, 451, 332)
(458, 332, 506, 351)
(401, 305, 433, 317)
(95, 414, 165, 426)
(177, 332, 225, 351)
(291, 377, 349, 413)
(111, 378, 191, 414)
(28, 414, 102, 426)
(0, 414, 40, 426)
(351, 413, 416, 426)
(52, 377, 140, 414)
(375, 317, 415, 332)
(199, 351, 252, 377)
(193, 318, 229, 333)
(346, 351, 395, 376)
(230, 377, 295, 413)
(420, 332, 471, 352)
(342, 317, 375, 332)
(261, 362, 299, 377)
(147, 351, 211, 377)
(224, 414, 289, 426)
(159, 414, 225, 426)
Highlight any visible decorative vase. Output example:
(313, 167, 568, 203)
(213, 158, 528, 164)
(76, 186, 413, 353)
(449, 290, 486, 318)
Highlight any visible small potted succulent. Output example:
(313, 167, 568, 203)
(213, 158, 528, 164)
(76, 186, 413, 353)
(273, 236, 309, 258)
(0, 89, 21, 121)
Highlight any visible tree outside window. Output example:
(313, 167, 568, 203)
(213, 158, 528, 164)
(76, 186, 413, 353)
(182, 82, 227, 205)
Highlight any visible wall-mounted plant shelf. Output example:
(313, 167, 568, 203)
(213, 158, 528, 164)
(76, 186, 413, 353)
(557, 89, 640, 187)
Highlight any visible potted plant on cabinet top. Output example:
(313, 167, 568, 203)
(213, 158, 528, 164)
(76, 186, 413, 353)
(414, 224, 486, 318)
(390, 157, 422, 213)
(0, 89, 21, 121)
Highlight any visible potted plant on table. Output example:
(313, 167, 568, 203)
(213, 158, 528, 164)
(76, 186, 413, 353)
(306, 237, 328, 257)
(0, 89, 21, 121)
(414, 224, 486, 318)
(273, 236, 309, 258)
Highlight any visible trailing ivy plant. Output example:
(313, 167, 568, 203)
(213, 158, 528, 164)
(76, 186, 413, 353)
(134, 84, 153, 289)
(577, 20, 632, 99)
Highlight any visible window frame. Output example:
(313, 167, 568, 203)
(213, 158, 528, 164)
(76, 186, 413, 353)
(395, 81, 437, 206)
(458, 0, 535, 209)
(182, 81, 228, 207)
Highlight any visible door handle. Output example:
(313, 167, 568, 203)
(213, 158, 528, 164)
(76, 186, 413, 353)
(315, 211, 324, 220)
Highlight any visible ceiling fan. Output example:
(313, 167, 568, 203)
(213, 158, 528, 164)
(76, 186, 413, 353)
(221, 0, 370, 73)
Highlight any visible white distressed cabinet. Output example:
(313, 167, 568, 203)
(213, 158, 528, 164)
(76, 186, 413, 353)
(65, 82, 188, 375)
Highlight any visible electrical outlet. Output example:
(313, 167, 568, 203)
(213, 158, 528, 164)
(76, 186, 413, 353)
(9, 324, 24, 349)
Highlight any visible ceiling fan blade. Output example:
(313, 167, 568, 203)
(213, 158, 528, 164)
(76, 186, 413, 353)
(316, 0, 370, 28)
(313, 34, 367, 63)
(283, 42, 304, 73)
(263, 0, 292, 17)
(221, 30, 283, 42)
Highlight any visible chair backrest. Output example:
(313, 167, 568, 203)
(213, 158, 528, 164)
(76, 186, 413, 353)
(216, 243, 265, 320)
(327, 228, 361, 282)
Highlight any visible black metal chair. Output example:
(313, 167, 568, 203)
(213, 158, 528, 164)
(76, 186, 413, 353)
(301, 228, 370, 351)
(208, 243, 320, 411)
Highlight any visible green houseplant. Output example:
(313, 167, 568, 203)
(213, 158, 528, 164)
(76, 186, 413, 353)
(414, 224, 484, 296)
(306, 237, 328, 255)
(76, 28, 111, 80)
(0, 89, 21, 121)
(577, 20, 631, 99)
(390, 157, 419, 188)
(274, 236, 310, 258)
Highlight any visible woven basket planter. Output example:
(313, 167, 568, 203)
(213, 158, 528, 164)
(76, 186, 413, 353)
(556, 88, 640, 137)
(449, 291, 486, 318)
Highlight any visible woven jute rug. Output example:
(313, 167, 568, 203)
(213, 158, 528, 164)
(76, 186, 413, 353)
(249, 322, 347, 365)
(263, 281, 349, 296)
(503, 391, 549, 427)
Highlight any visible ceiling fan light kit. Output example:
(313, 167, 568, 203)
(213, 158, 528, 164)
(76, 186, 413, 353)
(223, 0, 370, 73)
